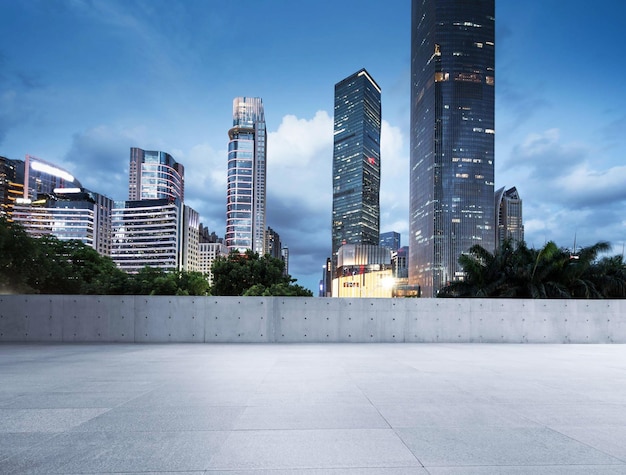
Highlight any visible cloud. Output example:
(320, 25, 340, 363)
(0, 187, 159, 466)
(63, 125, 144, 200)
(380, 120, 409, 239)
(176, 143, 226, 234)
(264, 111, 333, 290)
(501, 128, 626, 256)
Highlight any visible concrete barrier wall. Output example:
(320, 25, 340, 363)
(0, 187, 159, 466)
(0, 295, 624, 343)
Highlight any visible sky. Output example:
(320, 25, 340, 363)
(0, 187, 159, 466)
(1, 0, 625, 293)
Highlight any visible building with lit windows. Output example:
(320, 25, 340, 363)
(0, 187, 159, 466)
(11, 156, 113, 254)
(495, 186, 524, 248)
(0, 156, 24, 220)
(409, 0, 495, 296)
(332, 244, 393, 298)
(380, 231, 401, 251)
(332, 69, 382, 280)
(23, 155, 80, 201)
(12, 189, 113, 254)
(111, 199, 181, 273)
(226, 97, 267, 254)
(128, 148, 184, 202)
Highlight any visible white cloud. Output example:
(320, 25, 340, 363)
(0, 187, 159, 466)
(380, 119, 409, 238)
(267, 110, 333, 212)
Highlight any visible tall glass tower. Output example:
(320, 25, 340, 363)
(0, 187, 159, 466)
(128, 148, 184, 202)
(332, 69, 381, 275)
(226, 97, 267, 254)
(409, 0, 495, 297)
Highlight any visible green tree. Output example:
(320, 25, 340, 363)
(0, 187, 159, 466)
(0, 218, 37, 293)
(211, 250, 312, 296)
(439, 239, 622, 299)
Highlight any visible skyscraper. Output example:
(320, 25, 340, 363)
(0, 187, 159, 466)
(495, 186, 524, 248)
(226, 97, 267, 254)
(409, 0, 495, 296)
(128, 148, 184, 202)
(331, 69, 382, 274)
(380, 231, 401, 251)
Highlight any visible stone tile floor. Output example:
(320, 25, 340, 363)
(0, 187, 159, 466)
(0, 343, 625, 474)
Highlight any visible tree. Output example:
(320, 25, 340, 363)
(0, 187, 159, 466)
(0, 218, 37, 293)
(211, 250, 312, 296)
(438, 239, 624, 299)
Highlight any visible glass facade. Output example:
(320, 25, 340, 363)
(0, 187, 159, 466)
(332, 69, 382, 275)
(380, 231, 401, 251)
(226, 97, 266, 254)
(111, 199, 181, 273)
(495, 186, 524, 248)
(410, 0, 495, 296)
(128, 148, 184, 202)
(24, 155, 82, 200)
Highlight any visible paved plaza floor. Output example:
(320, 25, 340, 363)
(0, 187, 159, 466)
(0, 343, 625, 474)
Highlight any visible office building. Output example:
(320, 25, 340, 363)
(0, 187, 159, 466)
(495, 186, 524, 248)
(265, 226, 282, 259)
(11, 156, 113, 253)
(111, 199, 182, 273)
(409, 0, 495, 296)
(0, 156, 24, 220)
(226, 97, 267, 254)
(380, 231, 401, 251)
(23, 155, 80, 201)
(12, 189, 113, 254)
(198, 241, 228, 285)
(332, 69, 382, 278)
(128, 148, 184, 202)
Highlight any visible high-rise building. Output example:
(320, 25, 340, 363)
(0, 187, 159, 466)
(226, 97, 267, 254)
(128, 148, 184, 202)
(380, 231, 401, 251)
(198, 241, 228, 285)
(12, 189, 113, 254)
(332, 69, 382, 276)
(11, 156, 113, 254)
(495, 186, 524, 248)
(409, 0, 495, 296)
(265, 226, 282, 259)
(111, 199, 182, 273)
(23, 155, 80, 200)
(0, 156, 24, 220)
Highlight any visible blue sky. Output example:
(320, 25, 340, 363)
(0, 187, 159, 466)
(1, 0, 625, 292)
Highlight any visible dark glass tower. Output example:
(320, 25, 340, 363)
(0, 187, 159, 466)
(410, 0, 495, 296)
(332, 69, 382, 275)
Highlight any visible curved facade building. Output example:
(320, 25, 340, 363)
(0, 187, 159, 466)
(409, 0, 495, 296)
(226, 97, 266, 254)
(128, 148, 184, 202)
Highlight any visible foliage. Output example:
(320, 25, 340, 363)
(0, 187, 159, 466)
(0, 218, 210, 296)
(211, 250, 312, 296)
(438, 239, 624, 299)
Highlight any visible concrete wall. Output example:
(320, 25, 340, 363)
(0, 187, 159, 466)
(0, 295, 624, 343)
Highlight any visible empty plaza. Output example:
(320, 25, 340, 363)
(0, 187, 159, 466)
(1, 342, 625, 474)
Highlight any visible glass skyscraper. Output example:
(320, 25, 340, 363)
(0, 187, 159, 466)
(410, 0, 495, 296)
(226, 97, 267, 254)
(128, 148, 184, 203)
(332, 69, 382, 274)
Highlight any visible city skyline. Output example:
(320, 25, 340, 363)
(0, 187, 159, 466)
(1, 0, 625, 292)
